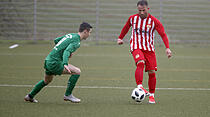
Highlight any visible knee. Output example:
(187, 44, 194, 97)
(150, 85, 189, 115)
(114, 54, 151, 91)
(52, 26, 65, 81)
(44, 79, 52, 84)
(136, 60, 145, 67)
(44, 75, 53, 84)
(44, 80, 52, 85)
(148, 70, 155, 75)
(148, 71, 156, 80)
(75, 68, 81, 75)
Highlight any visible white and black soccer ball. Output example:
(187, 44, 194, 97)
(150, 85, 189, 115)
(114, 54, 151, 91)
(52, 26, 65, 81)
(131, 88, 146, 102)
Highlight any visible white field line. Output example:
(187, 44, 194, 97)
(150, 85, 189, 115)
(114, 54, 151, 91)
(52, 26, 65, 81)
(0, 84, 210, 91)
(9, 44, 19, 49)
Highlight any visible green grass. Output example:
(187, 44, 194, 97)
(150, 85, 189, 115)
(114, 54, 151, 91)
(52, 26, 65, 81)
(0, 42, 210, 117)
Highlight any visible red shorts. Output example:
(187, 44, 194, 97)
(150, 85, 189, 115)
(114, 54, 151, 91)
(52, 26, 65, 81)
(131, 49, 157, 72)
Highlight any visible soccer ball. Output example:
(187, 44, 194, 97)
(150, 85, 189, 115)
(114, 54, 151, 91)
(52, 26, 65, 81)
(131, 88, 146, 102)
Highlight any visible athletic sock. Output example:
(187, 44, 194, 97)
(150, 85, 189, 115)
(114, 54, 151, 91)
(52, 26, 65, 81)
(65, 75, 80, 96)
(135, 62, 144, 85)
(150, 93, 154, 97)
(29, 80, 47, 98)
(148, 72, 156, 93)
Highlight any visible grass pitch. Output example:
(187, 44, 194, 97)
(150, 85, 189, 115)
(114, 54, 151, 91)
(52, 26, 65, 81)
(0, 42, 209, 117)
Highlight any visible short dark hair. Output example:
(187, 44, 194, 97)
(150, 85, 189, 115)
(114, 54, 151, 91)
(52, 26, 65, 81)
(79, 22, 92, 32)
(137, 0, 148, 6)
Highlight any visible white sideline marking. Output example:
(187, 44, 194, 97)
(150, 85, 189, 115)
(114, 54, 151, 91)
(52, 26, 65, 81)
(0, 84, 210, 91)
(9, 44, 19, 49)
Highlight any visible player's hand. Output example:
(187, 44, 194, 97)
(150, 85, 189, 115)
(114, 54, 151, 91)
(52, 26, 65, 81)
(64, 65, 71, 73)
(166, 48, 172, 59)
(117, 39, 124, 45)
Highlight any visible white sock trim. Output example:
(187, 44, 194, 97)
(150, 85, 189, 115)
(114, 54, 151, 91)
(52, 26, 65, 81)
(150, 93, 154, 97)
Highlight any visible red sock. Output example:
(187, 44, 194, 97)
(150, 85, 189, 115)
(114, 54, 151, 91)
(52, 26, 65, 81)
(135, 62, 144, 85)
(148, 73, 156, 93)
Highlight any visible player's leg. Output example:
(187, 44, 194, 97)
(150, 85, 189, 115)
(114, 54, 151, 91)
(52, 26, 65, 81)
(144, 51, 157, 104)
(135, 60, 150, 96)
(62, 64, 81, 75)
(147, 70, 156, 104)
(135, 60, 145, 88)
(29, 74, 53, 97)
(148, 70, 156, 94)
(63, 64, 81, 102)
(24, 74, 53, 103)
(132, 49, 144, 86)
(132, 49, 149, 95)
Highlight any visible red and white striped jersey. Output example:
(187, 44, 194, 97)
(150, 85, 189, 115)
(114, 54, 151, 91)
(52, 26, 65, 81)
(119, 13, 169, 52)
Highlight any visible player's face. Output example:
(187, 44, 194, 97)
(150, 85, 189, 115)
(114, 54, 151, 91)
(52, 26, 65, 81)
(137, 5, 149, 19)
(83, 29, 92, 40)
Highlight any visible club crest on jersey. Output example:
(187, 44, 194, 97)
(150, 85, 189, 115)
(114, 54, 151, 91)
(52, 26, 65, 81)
(135, 54, 140, 59)
(147, 24, 151, 28)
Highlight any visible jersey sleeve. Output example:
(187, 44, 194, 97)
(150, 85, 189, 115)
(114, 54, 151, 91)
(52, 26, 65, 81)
(118, 16, 132, 40)
(154, 18, 169, 48)
(54, 36, 65, 44)
(62, 42, 80, 65)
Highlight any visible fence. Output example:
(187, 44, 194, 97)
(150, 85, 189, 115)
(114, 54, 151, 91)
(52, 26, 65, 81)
(0, 0, 210, 43)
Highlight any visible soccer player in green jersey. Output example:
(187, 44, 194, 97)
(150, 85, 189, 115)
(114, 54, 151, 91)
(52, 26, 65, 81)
(24, 22, 92, 103)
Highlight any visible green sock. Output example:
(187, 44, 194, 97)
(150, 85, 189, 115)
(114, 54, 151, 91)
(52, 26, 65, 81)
(29, 80, 47, 98)
(65, 75, 80, 96)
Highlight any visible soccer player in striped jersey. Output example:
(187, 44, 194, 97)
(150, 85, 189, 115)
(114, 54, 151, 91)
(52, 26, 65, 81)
(24, 22, 92, 103)
(117, 0, 172, 104)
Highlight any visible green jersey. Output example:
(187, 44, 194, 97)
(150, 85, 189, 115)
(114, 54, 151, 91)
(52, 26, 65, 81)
(45, 33, 81, 65)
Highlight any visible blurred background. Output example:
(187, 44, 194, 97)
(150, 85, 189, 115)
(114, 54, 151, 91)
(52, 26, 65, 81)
(1, 0, 210, 44)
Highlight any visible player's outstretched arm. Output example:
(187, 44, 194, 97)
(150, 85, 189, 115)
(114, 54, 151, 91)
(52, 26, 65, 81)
(118, 16, 132, 45)
(117, 39, 124, 45)
(166, 48, 172, 59)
